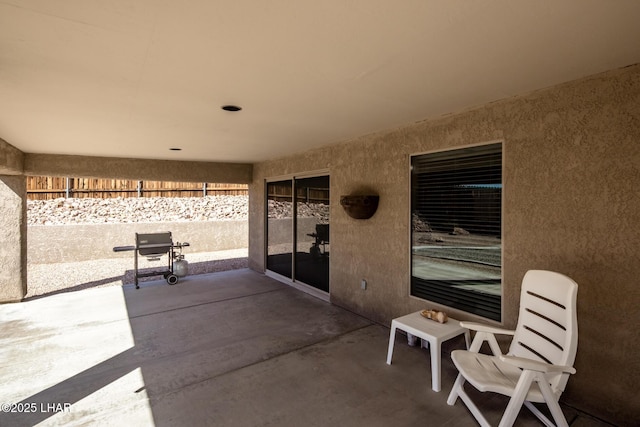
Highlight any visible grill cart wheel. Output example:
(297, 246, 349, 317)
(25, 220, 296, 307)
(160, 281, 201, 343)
(166, 274, 178, 285)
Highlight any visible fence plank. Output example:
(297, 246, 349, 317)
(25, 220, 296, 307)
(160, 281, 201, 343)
(26, 176, 248, 200)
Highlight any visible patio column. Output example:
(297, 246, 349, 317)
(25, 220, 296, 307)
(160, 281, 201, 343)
(0, 175, 27, 302)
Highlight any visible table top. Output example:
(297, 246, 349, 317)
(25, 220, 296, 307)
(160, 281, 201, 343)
(392, 311, 466, 338)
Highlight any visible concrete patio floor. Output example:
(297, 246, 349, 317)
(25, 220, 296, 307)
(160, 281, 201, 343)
(0, 269, 608, 426)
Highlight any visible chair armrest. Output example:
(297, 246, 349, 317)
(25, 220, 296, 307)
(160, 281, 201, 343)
(499, 355, 576, 374)
(460, 322, 515, 336)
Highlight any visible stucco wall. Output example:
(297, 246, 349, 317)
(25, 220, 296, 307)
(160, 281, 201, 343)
(0, 176, 27, 302)
(249, 64, 640, 425)
(0, 138, 24, 175)
(28, 220, 248, 263)
(24, 153, 252, 183)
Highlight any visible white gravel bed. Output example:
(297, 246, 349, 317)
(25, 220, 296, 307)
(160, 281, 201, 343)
(28, 196, 249, 225)
(27, 196, 330, 225)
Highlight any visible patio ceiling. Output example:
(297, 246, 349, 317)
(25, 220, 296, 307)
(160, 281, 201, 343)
(1, 1, 639, 163)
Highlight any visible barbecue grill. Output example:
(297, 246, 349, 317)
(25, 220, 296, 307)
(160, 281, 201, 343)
(113, 232, 190, 288)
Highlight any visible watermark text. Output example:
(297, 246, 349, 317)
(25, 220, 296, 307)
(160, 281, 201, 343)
(1, 402, 71, 413)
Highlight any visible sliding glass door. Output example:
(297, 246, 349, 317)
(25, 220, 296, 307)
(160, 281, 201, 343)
(294, 176, 330, 292)
(266, 180, 293, 279)
(266, 174, 330, 293)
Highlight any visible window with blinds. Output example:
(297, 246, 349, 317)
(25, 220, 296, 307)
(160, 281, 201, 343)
(411, 143, 502, 321)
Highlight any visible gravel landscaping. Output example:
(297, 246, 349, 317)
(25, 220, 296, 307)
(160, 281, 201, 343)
(27, 195, 249, 225)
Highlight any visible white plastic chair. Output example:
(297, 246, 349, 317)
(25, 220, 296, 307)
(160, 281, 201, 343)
(447, 270, 578, 427)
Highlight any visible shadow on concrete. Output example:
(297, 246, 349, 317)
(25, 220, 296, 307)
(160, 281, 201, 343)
(0, 348, 140, 426)
(23, 258, 248, 301)
(1, 270, 377, 426)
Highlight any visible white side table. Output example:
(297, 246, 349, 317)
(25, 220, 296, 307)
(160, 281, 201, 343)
(386, 311, 470, 392)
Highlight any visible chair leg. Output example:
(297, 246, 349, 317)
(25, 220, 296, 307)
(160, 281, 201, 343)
(458, 385, 492, 427)
(448, 374, 492, 427)
(498, 370, 536, 427)
(537, 377, 570, 427)
(524, 402, 556, 427)
(447, 373, 465, 405)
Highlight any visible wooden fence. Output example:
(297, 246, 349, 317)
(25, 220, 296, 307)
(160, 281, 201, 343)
(266, 181, 329, 204)
(26, 176, 248, 200)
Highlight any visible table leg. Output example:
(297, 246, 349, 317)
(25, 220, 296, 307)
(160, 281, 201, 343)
(430, 338, 441, 392)
(386, 323, 397, 365)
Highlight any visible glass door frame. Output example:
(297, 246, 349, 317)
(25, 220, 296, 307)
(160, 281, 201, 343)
(265, 170, 330, 301)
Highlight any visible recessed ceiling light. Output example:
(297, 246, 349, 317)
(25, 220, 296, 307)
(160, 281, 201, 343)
(169, 148, 182, 151)
(221, 105, 242, 112)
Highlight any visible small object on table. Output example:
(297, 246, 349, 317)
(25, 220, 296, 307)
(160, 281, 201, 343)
(420, 309, 449, 323)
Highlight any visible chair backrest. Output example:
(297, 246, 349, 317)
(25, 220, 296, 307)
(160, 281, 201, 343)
(136, 232, 173, 256)
(508, 270, 578, 393)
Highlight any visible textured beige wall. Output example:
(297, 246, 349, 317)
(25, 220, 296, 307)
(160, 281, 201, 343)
(24, 153, 253, 183)
(0, 176, 27, 302)
(29, 221, 247, 263)
(0, 138, 24, 175)
(249, 64, 640, 425)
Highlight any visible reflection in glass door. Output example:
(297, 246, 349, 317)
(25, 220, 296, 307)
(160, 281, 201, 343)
(295, 176, 330, 292)
(266, 175, 330, 294)
(266, 180, 293, 279)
